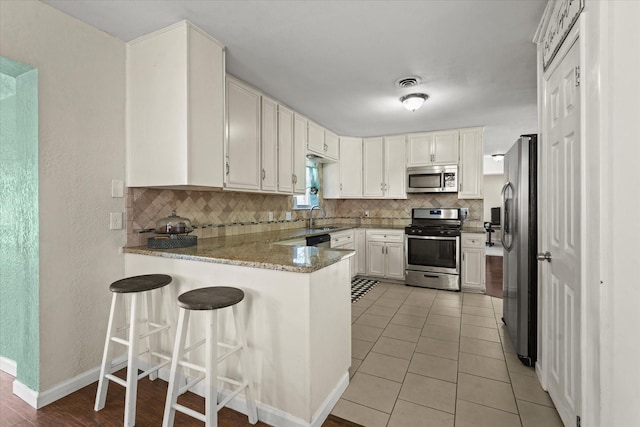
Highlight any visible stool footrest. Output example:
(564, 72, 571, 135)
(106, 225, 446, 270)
(140, 323, 170, 340)
(150, 351, 172, 362)
(179, 374, 205, 396)
(111, 336, 129, 346)
(105, 374, 127, 388)
(217, 381, 248, 411)
(183, 338, 206, 355)
(173, 403, 206, 422)
(137, 360, 171, 381)
(217, 345, 242, 364)
(218, 376, 244, 388)
(178, 359, 206, 373)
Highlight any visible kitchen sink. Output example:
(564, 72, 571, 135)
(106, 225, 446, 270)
(306, 226, 342, 232)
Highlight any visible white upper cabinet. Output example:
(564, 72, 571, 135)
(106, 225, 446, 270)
(307, 121, 325, 155)
(362, 136, 407, 199)
(458, 127, 484, 199)
(261, 97, 278, 192)
(363, 137, 385, 198)
(127, 21, 225, 188)
(324, 130, 340, 161)
(293, 114, 307, 194)
(383, 135, 407, 199)
(324, 137, 362, 198)
(277, 105, 294, 194)
(225, 77, 261, 191)
(407, 130, 459, 167)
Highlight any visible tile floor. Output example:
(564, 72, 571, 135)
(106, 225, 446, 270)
(331, 282, 564, 427)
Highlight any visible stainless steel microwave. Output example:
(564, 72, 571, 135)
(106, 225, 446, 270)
(406, 165, 458, 193)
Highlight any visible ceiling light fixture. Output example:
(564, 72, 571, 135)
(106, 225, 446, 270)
(400, 93, 428, 112)
(492, 154, 505, 161)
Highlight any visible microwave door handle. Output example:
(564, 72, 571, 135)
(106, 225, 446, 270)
(501, 182, 514, 251)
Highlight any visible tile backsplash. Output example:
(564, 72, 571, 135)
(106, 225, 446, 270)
(126, 187, 482, 246)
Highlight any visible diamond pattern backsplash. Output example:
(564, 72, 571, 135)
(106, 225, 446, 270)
(126, 187, 483, 246)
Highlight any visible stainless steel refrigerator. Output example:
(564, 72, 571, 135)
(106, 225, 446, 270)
(501, 134, 538, 367)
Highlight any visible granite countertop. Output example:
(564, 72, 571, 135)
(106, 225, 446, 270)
(124, 226, 363, 273)
(462, 226, 486, 234)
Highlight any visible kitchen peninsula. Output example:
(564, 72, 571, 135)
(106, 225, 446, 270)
(124, 231, 354, 427)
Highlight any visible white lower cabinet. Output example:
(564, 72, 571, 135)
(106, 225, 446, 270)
(330, 229, 356, 278)
(355, 229, 367, 275)
(461, 233, 486, 292)
(365, 229, 405, 280)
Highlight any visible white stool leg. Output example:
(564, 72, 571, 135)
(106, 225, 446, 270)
(163, 307, 190, 427)
(95, 292, 119, 411)
(233, 303, 258, 424)
(124, 292, 141, 427)
(145, 290, 159, 381)
(205, 309, 219, 427)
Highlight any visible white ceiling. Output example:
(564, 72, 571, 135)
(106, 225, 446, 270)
(46, 0, 546, 160)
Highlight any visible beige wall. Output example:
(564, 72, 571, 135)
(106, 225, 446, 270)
(0, 1, 126, 391)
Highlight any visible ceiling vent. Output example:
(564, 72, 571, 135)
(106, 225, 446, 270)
(395, 76, 422, 88)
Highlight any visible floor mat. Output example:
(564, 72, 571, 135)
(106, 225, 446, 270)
(351, 277, 379, 303)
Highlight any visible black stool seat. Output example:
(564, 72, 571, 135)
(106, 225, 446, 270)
(178, 287, 244, 311)
(109, 274, 173, 293)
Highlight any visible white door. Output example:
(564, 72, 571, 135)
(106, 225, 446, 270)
(292, 114, 307, 194)
(339, 137, 363, 197)
(385, 242, 405, 280)
(431, 130, 459, 165)
(261, 97, 278, 192)
(277, 105, 294, 194)
(366, 241, 385, 277)
(383, 135, 407, 198)
(542, 39, 581, 426)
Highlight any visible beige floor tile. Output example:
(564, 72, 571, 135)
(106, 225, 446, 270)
(352, 324, 384, 342)
(331, 398, 390, 427)
(429, 305, 462, 318)
(375, 298, 404, 309)
(409, 287, 438, 296)
(426, 314, 461, 329)
(504, 352, 536, 377)
(383, 291, 411, 300)
(462, 305, 495, 317)
(432, 298, 462, 308)
(457, 372, 518, 414)
(421, 324, 461, 343)
(352, 305, 366, 317)
(359, 293, 380, 304)
(458, 352, 510, 382)
(390, 313, 426, 328)
(355, 313, 392, 329)
(351, 313, 360, 323)
(403, 296, 435, 308)
(371, 336, 417, 360)
(510, 372, 554, 407)
(352, 298, 373, 309)
(501, 333, 517, 354)
(462, 294, 494, 308)
(435, 291, 462, 301)
(388, 399, 454, 427)
(517, 399, 564, 427)
(461, 324, 501, 343)
(382, 323, 422, 343)
(415, 336, 459, 360)
(462, 313, 498, 328)
(352, 338, 374, 359)
(455, 399, 522, 427)
(408, 353, 458, 383)
(350, 358, 362, 379)
(358, 351, 410, 382)
(397, 304, 430, 317)
(459, 336, 505, 360)
(341, 372, 402, 414)
(398, 373, 457, 414)
(365, 304, 399, 317)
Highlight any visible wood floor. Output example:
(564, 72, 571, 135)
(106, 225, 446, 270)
(484, 255, 503, 299)
(0, 370, 360, 427)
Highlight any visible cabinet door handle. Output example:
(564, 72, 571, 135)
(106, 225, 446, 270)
(226, 162, 230, 175)
(340, 183, 343, 191)
(292, 174, 296, 184)
(462, 253, 465, 261)
(262, 169, 266, 180)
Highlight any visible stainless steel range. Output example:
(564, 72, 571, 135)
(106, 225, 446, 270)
(405, 208, 462, 291)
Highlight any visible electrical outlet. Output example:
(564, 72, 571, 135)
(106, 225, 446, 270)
(460, 208, 469, 218)
(268, 212, 274, 222)
(285, 211, 292, 221)
(364, 210, 369, 217)
(109, 212, 123, 230)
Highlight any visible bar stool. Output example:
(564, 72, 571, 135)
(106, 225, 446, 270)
(162, 286, 258, 427)
(95, 274, 175, 427)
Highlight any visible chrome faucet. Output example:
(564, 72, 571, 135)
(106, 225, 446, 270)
(309, 205, 325, 229)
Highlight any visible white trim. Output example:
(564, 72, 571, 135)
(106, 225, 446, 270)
(310, 373, 349, 427)
(11, 355, 128, 409)
(0, 356, 17, 377)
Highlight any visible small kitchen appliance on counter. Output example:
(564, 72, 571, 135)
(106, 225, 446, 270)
(147, 210, 197, 249)
(405, 208, 463, 291)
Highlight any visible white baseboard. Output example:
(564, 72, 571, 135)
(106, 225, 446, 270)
(310, 373, 349, 427)
(0, 356, 17, 377)
(11, 355, 128, 409)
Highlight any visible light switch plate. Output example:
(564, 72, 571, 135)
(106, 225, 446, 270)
(285, 211, 292, 221)
(110, 212, 123, 230)
(268, 212, 274, 222)
(111, 180, 124, 198)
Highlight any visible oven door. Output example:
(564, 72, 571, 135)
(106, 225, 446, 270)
(405, 234, 460, 274)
